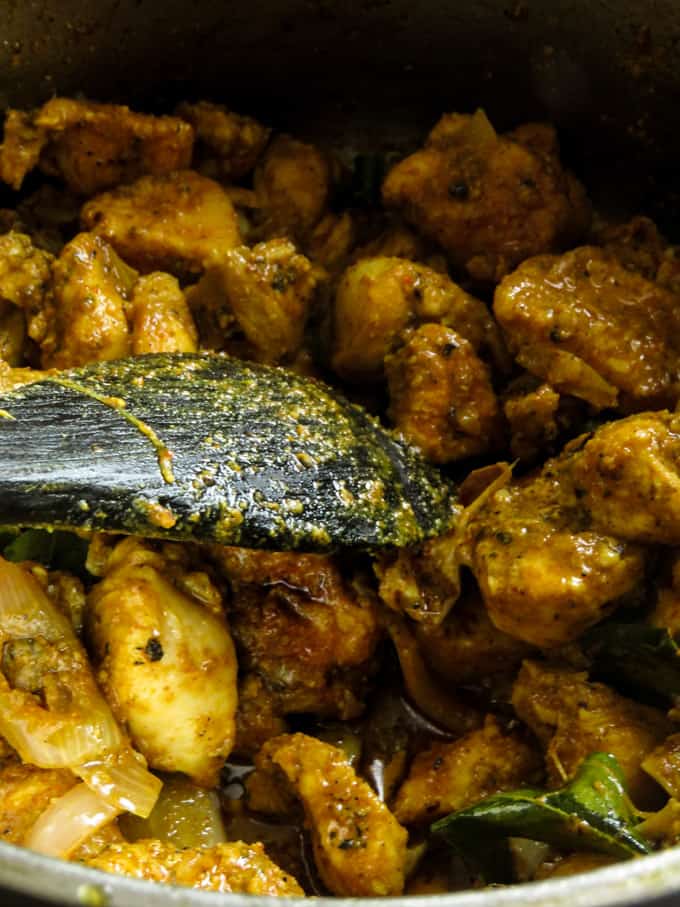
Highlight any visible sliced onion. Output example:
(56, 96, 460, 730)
(386, 612, 481, 735)
(121, 774, 226, 847)
(78, 748, 162, 818)
(24, 782, 121, 859)
(0, 685, 123, 768)
(0, 556, 162, 820)
(0, 557, 123, 767)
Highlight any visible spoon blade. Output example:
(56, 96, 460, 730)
(0, 353, 458, 550)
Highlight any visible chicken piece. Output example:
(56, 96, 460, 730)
(413, 586, 533, 685)
(0, 361, 44, 392)
(386, 322, 503, 462)
(71, 822, 126, 862)
(331, 256, 508, 383)
(383, 110, 590, 283)
(649, 554, 680, 635)
(393, 716, 542, 825)
(595, 215, 669, 280)
(0, 98, 194, 194)
(0, 231, 54, 316)
(213, 547, 380, 720)
(375, 527, 462, 625)
(249, 733, 408, 896)
(81, 170, 241, 276)
(512, 660, 670, 807)
(0, 761, 76, 844)
(570, 411, 680, 545)
(87, 538, 237, 787)
(656, 252, 680, 296)
(0, 110, 48, 190)
(643, 735, 680, 799)
(0, 232, 53, 358)
(41, 232, 136, 368)
(305, 211, 355, 274)
(639, 798, 680, 849)
(193, 238, 320, 363)
(0, 232, 53, 362)
(495, 247, 680, 410)
(502, 376, 588, 464)
(464, 455, 646, 647)
(129, 272, 198, 355)
(15, 185, 82, 255)
(351, 222, 433, 265)
(0, 302, 25, 365)
(176, 101, 270, 180)
(233, 674, 289, 759)
(185, 266, 241, 351)
(87, 838, 302, 895)
(254, 135, 333, 241)
(592, 214, 680, 296)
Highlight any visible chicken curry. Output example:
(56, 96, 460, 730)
(0, 97, 678, 896)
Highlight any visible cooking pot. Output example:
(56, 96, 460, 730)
(2, 0, 680, 904)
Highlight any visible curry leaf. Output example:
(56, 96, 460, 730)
(583, 622, 680, 701)
(3, 528, 89, 575)
(432, 753, 651, 865)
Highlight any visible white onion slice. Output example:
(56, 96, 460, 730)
(0, 557, 123, 767)
(25, 782, 121, 859)
(78, 749, 162, 818)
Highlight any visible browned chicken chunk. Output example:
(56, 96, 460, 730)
(0, 231, 53, 314)
(254, 135, 334, 241)
(177, 101, 270, 180)
(0, 98, 193, 194)
(393, 716, 541, 824)
(502, 377, 587, 464)
(383, 110, 590, 282)
(0, 110, 47, 191)
(129, 272, 198, 355)
(375, 527, 463, 625)
(81, 170, 241, 275)
(305, 211, 356, 274)
(87, 539, 238, 787)
(595, 215, 670, 280)
(643, 735, 680, 800)
(513, 660, 670, 807)
(42, 232, 136, 368)
(463, 456, 646, 646)
(248, 733, 408, 896)
(233, 674, 290, 758)
(494, 246, 680, 410)
(385, 322, 503, 462)
(570, 411, 680, 545)
(213, 548, 381, 721)
(413, 586, 533, 684)
(191, 238, 320, 363)
(87, 838, 303, 895)
(331, 256, 508, 383)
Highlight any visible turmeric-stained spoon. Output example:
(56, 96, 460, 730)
(0, 353, 458, 551)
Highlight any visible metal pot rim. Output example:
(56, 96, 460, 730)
(1, 838, 680, 907)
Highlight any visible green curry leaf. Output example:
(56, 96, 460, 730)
(3, 528, 89, 576)
(432, 753, 651, 867)
(583, 622, 680, 701)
